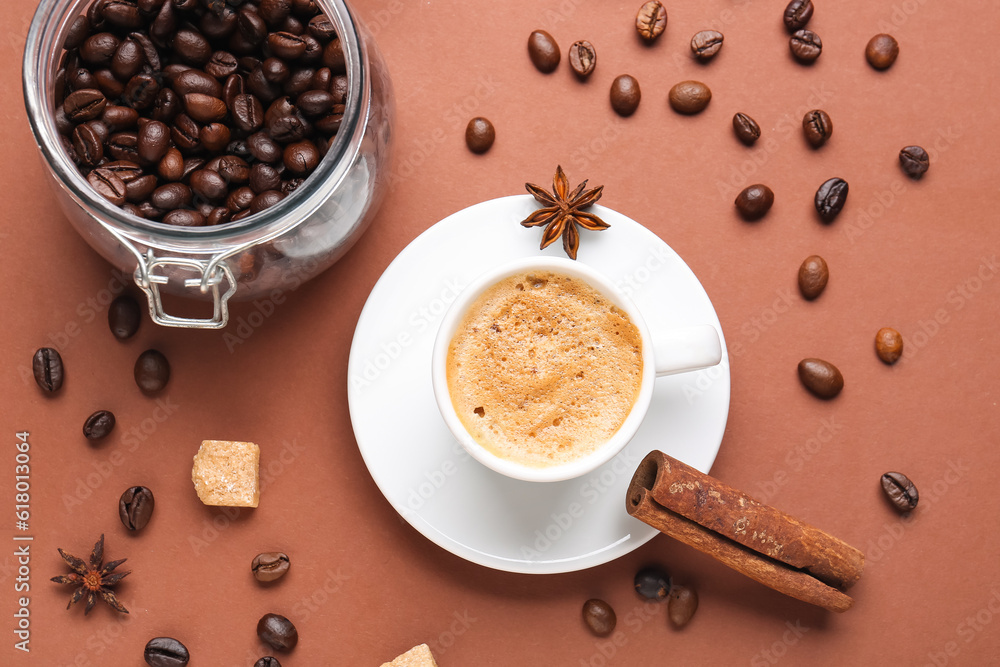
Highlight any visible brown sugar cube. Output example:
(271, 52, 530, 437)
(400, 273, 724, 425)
(191, 440, 260, 507)
(380, 643, 438, 667)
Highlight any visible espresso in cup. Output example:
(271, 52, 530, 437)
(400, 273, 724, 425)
(446, 270, 643, 468)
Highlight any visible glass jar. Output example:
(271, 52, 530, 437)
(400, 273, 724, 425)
(23, 0, 393, 328)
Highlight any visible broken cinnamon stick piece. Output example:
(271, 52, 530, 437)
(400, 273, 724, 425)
(625, 450, 863, 612)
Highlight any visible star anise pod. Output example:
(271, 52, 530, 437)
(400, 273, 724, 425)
(520, 165, 610, 260)
(50, 534, 130, 614)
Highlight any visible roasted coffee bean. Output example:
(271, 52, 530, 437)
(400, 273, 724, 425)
(636, 1, 667, 43)
(151, 88, 180, 123)
(783, 0, 813, 31)
(733, 112, 760, 145)
(108, 131, 140, 162)
(124, 73, 160, 109)
(163, 209, 205, 226)
(88, 168, 128, 205)
(582, 599, 616, 637)
(790, 29, 822, 63)
(281, 177, 305, 194)
(314, 106, 344, 134)
(252, 552, 290, 582)
(260, 0, 293, 27)
(228, 186, 256, 211)
(798, 255, 829, 300)
(568, 40, 596, 79)
(200, 122, 232, 152)
(109, 294, 141, 339)
(200, 7, 238, 41)
(126, 174, 158, 202)
(247, 131, 282, 162)
(527, 30, 560, 73)
(254, 659, 281, 667)
(137, 120, 170, 164)
(103, 105, 140, 131)
(67, 67, 98, 93)
(691, 30, 724, 61)
(308, 13, 335, 41)
(82, 410, 116, 440)
(881, 472, 918, 511)
(668, 585, 698, 628)
(144, 636, 189, 667)
(131, 32, 161, 71)
(296, 89, 333, 116)
(217, 155, 250, 184)
(156, 148, 183, 181)
(465, 117, 495, 154)
(609, 74, 641, 117)
(81, 32, 120, 66)
(104, 0, 142, 29)
(135, 349, 170, 392)
(814, 177, 849, 222)
(119, 485, 155, 530)
(311, 66, 332, 91)
(111, 37, 145, 81)
(866, 34, 899, 70)
(73, 123, 104, 166)
(899, 146, 929, 178)
(329, 74, 348, 104)
(735, 184, 774, 220)
(251, 189, 286, 213)
(263, 57, 291, 84)
(250, 163, 281, 192)
(257, 613, 298, 651)
(634, 567, 671, 600)
(190, 169, 229, 202)
(95, 67, 127, 99)
(265, 96, 297, 125)
(268, 112, 309, 143)
(64, 88, 108, 122)
(875, 327, 904, 364)
(232, 93, 264, 132)
(173, 29, 212, 66)
(321, 38, 345, 73)
(64, 15, 91, 50)
(184, 93, 228, 123)
(797, 358, 844, 398)
(802, 109, 832, 148)
(237, 6, 268, 44)
(151, 183, 192, 210)
(668, 80, 711, 114)
(268, 31, 307, 60)
(32, 347, 64, 393)
(172, 69, 224, 98)
(206, 50, 239, 79)
(137, 201, 164, 218)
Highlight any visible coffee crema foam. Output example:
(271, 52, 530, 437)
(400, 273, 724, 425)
(446, 271, 643, 468)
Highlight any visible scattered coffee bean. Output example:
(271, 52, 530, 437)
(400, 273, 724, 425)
(255, 659, 282, 667)
(257, 613, 299, 651)
(527, 30, 560, 73)
(32, 347, 64, 393)
(108, 294, 141, 339)
(582, 599, 616, 637)
(875, 327, 904, 364)
(635, 1, 667, 43)
(668, 585, 698, 628)
(814, 177, 849, 223)
(797, 255, 829, 300)
(732, 113, 760, 145)
(465, 117, 495, 154)
(134, 349, 170, 393)
(668, 80, 711, 114)
(735, 184, 774, 220)
(866, 34, 899, 70)
(634, 567, 671, 600)
(802, 109, 832, 148)
(881, 472, 919, 512)
(797, 358, 844, 398)
(609, 75, 641, 117)
(690, 30, 724, 61)
(252, 552, 291, 582)
(790, 29, 822, 63)
(144, 637, 189, 667)
(83, 410, 116, 440)
(568, 40, 596, 79)
(899, 146, 929, 178)
(119, 486, 155, 531)
(783, 0, 813, 31)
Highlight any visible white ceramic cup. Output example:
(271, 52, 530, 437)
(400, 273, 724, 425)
(431, 256, 722, 482)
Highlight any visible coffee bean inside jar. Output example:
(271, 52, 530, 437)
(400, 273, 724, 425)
(52, 0, 349, 227)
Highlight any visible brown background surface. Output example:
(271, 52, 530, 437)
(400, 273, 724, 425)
(3, 0, 1000, 665)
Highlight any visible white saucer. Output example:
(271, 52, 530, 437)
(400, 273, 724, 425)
(347, 195, 730, 574)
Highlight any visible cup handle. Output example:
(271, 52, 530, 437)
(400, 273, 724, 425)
(652, 324, 723, 377)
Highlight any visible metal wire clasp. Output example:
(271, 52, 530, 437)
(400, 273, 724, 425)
(133, 249, 237, 329)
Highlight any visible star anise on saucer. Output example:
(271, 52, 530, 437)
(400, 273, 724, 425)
(520, 165, 610, 260)
(50, 534, 130, 614)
